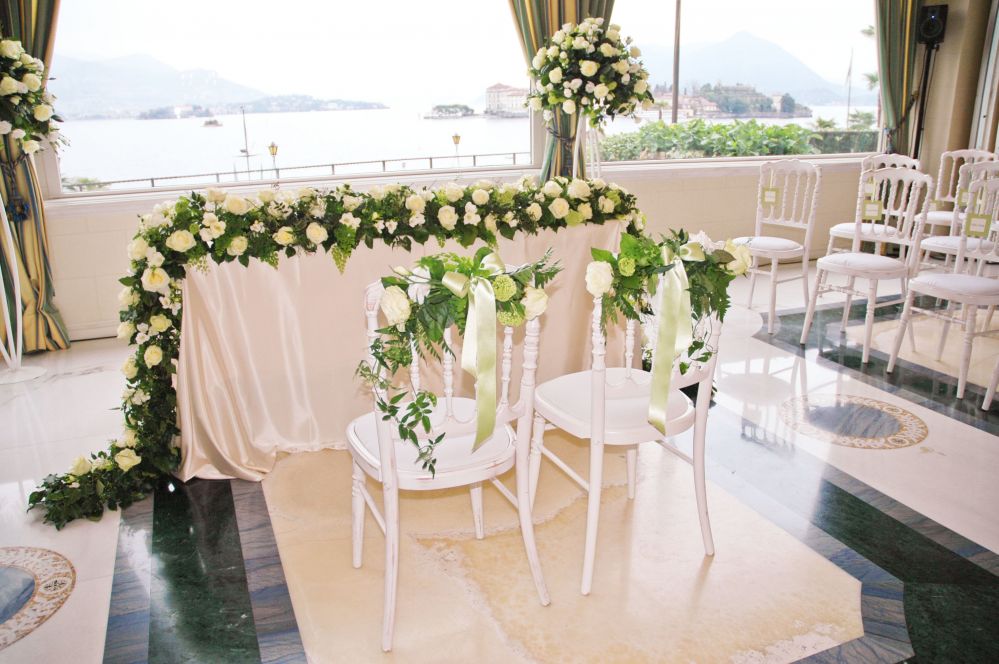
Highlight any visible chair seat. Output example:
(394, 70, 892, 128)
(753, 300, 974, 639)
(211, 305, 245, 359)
(919, 235, 988, 255)
(925, 209, 963, 227)
(347, 397, 515, 490)
(817, 252, 909, 277)
(909, 272, 999, 303)
(733, 236, 803, 257)
(534, 368, 695, 445)
(829, 222, 894, 239)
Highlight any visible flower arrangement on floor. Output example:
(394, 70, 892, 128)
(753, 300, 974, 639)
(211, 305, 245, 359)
(28, 176, 644, 528)
(357, 249, 561, 475)
(0, 36, 61, 154)
(527, 17, 654, 128)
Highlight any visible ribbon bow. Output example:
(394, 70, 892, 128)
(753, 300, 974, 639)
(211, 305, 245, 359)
(647, 258, 694, 435)
(442, 252, 505, 450)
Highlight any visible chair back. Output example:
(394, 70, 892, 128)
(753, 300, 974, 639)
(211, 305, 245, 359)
(932, 148, 995, 206)
(850, 166, 932, 268)
(363, 281, 542, 473)
(861, 153, 920, 172)
(948, 177, 999, 270)
(754, 159, 822, 245)
(947, 161, 999, 234)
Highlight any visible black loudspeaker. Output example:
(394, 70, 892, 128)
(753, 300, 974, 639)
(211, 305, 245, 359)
(917, 5, 948, 46)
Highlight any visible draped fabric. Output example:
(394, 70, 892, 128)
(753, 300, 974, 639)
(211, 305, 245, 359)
(874, 0, 922, 156)
(508, 0, 615, 180)
(0, 0, 69, 353)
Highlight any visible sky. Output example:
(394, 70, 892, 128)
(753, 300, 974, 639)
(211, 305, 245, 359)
(52, 0, 878, 107)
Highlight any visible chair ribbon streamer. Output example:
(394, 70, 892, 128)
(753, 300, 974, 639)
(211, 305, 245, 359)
(442, 252, 505, 450)
(648, 258, 693, 435)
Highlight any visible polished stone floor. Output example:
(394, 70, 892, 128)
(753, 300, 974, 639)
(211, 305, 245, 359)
(1, 261, 998, 663)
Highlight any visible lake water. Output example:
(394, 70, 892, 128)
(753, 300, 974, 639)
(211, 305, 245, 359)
(57, 104, 874, 190)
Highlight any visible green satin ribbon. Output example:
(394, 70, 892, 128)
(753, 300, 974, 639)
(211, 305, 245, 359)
(443, 252, 505, 450)
(647, 258, 694, 435)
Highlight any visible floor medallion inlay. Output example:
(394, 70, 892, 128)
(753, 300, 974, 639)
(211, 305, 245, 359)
(781, 394, 928, 449)
(0, 547, 76, 651)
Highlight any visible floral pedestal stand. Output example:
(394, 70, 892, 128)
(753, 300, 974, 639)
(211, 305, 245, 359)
(571, 115, 604, 179)
(0, 187, 46, 384)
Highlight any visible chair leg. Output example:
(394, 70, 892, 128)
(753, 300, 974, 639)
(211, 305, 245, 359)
(381, 481, 400, 652)
(351, 461, 366, 569)
(581, 439, 604, 596)
(515, 420, 550, 606)
(767, 257, 780, 334)
(983, 360, 999, 410)
(799, 269, 825, 345)
(982, 305, 995, 332)
(800, 258, 810, 306)
(746, 257, 758, 308)
(470, 483, 484, 540)
(528, 414, 544, 509)
(862, 280, 879, 364)
(625, 446, 637, 500)
(887, 290, 916, 373)
(957, 305, 977, 400)
(840, 276, 856, 331)
(825, 235, 835, 256)
(936, 301, 955, 361)
(692, 377, 715, 556)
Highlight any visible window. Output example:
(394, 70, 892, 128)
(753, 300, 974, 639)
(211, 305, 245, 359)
(48, 1, 530, 193)
(600, 0, 879, 162)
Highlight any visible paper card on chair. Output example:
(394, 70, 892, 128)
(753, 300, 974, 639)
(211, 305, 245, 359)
(761, 187, 779, 206)
(957, 188, 970, 207)
(863, 179, 876, 197)
(861, 199, 883, 221)
(965, 213, 992, 238)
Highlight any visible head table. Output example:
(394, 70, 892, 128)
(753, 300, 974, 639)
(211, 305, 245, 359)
(175, 223, 622, 481)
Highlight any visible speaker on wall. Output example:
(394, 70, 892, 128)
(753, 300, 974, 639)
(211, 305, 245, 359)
(917, 4, 948, 46)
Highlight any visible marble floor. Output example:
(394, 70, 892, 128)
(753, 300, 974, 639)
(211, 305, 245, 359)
(1, 261, 998, 663)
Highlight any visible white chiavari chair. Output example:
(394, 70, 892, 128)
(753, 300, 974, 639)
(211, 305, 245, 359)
(919, 161, 999, 269)
(924, 148, 995, 236)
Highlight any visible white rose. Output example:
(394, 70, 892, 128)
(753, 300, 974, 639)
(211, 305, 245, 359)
(122, 355, 139, 379)
(724, 240, 753, 276)
(0, 120, 10, 134)
(117, 321, 135, 340)
(368, 185, 385, 200)
(33, 104, 53, 121)
(630, 46, 642, 58)
(127, 237, 149, 261)
(585, 261, 614, 297)
(141, 267, 170, 293)
(223, 194, 252, 215)
(207, 219, 226, 238)
(120, 429, 138, 448)
(464, 209, 481, 225)
(541, 180, 563, 197)
(549, 66, 563, 84)
(201, 212, 219, 227)
(69, 456, 93, 477)
(385, 220, 397, 234)
(306, 222, 328, 245)
(528, 97, 543, 112)
(405, 193, 426, 213)
(577, 202, 593, 219)
(380, 286, 411, 328)
(205, 187, 227, 203)
(635, 80, 648, 94)
(10, 128, 24, 140)
(118, 287, 139, 309)
(9, 95, 20, 106)
(273, 226, 295, 246)
(641, 99, 653, 110)
(567, 179, 591, 200)
(21, 73, 40, 92)
(444, 182, 465, 202)
(572, 35, 589, 49)
(407, 266, 431, 304)
(143, 345, 163, 367)
(115, 448, 142, 472)
(594, 83, 610, 99)
(199, 228, 213, 243)
(437, 204, 458, 229)
(552, 30, 565, 43)
(598, 196, 615, 213)
(607, 28, 621, 41)
(227, 235, 248, 256)
(0, 40, 22, 59)
(257, 188, 276, 204)
(562, 99, 576, 114)
(149, 314, 172, 333)
(522, 287, 549, 320)
(309, 200, 326, 219)
(342, 194, 362, 211)
(580, 60, 599, 77)
(471, 188, 489, 205)
(548, 197, 570, 219)
(599, 43, 617, 58)
(0, 76, 18, 95)
(410, 213, 425, 226)
(296, 187, 316, 200)
(612, 60, 629, 75)
(532, 51, 545, 69)
(339, 212, 360, 229)
(526, 202, 542, 221)
(21, 139, 39, 154)
(165, 230, 197, 253)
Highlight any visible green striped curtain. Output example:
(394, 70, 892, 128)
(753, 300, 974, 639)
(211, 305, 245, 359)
(509, 0, 615, 180)
(0, 0, 69, 353)
(875, 0, 922, 156)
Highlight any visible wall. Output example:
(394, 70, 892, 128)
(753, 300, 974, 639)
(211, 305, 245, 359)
(44, 159, 863, 341)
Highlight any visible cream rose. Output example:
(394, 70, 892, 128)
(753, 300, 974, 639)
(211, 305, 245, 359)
(143, 345, 163, 367)
(306, 222, 328, 245)
(380, 286, 411, 328)
(594, 83, 610, 99)
(580, 60, 599, 77)
(405, 193, 426, 213)
(444, 182, 465, 203)
(0, 76, 18, 95)
(165, 230, 196, 253)
(257, 188, 276, 204)
(541, 180, 563, 197)
(549, 66, 563, 84)
(117, 321, 135, 340)
(149, 314, 172, 333)
(577, 202, 593, 219)
(122, 356, 138, 379)
(227, 235, 248, 256)
(342, 194, 362, 211)
(223, 194, 252, 215)
(612, 60, 630, 75)
(471, 188, 489, 205)
(522, 287, 549, 320)
(567, 179, 591, 200)
(724, 240, 752, 276)
(339, 212, 360, 229)
(127, 237, 149, 261)
(119, 287, 139, 309)
(562, 99, 576, 114)
(21, 72, 40, 92)
(120, 429, 138, 448)
(141, 267, 170, 293)
(630, 46, 642, 58)
(635, 80, 649, 94)
(528, 97, 543, 112)
(585, 261, 614, 297)
(598, 196, 615, 214)
(437, 204, 458, 230)
(21, 139, 39, 154)
(69, 456, 93, 477)
(548, 197, 570, 219)
(205, 187, 227, 203)
(526, 202, 543, 221)
(115, 448, 142, 472)
(273, 227, 295, 245)
(33, 103, 53, 121)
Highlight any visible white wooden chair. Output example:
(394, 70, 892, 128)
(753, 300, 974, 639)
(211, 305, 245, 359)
(984, 358, 999, 410)
(800, 167, 932, 363)
(826, 153, 920, 256)
(919, 160, 999, 267)
(887, 177, 999, 400)
(528, 294, 720, 596)
(347, 281, 550, 651)
(735, 159, 821, 334)
(924, 148, 995, 235)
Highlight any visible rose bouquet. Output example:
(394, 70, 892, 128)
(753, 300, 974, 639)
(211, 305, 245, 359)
(527, 17, 654, 128)
(0, 37, 61, 155)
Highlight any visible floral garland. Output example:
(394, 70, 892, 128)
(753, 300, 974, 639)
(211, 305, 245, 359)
(357, 249, 561, 475)
(0, 36, 61, 154)
(28, 176, 646, 528)
(527, 17, 653, 127)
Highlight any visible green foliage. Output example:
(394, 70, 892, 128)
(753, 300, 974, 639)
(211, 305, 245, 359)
(848, 110, 876, 131)
(780, 93, 796, 114)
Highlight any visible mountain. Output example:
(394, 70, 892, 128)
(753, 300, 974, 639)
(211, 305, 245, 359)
(640, 31, 876, 106)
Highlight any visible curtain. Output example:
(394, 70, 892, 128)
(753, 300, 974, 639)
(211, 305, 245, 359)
(509, 0, 615, 180)
(0, 0, 69, 354)
(874, 0, 922, 156)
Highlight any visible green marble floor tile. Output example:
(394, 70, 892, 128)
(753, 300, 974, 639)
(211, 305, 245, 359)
(903, 583, 999, 662)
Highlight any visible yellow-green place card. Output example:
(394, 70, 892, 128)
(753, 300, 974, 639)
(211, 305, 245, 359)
(761, 186, 779, 206)
(863, 179, 876, 197)
(861, 199, 883, 221)
(957, 188, 970, 207)
(965, 213, 992, 238)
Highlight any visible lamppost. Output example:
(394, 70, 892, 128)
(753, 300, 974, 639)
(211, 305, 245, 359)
(452, 133, 461, 181)
(268, 142, 279, 179)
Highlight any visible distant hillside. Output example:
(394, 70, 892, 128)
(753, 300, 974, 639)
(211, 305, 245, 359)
(47, 55, 386, 119)
(640, 31, 876, 106)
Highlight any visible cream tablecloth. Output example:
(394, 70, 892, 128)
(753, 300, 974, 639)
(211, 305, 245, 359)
(175, 224, 622, 481)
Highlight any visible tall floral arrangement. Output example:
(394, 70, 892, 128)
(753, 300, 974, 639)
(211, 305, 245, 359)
(527, 17, 653, 128)
(0, 37, 61, 155)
